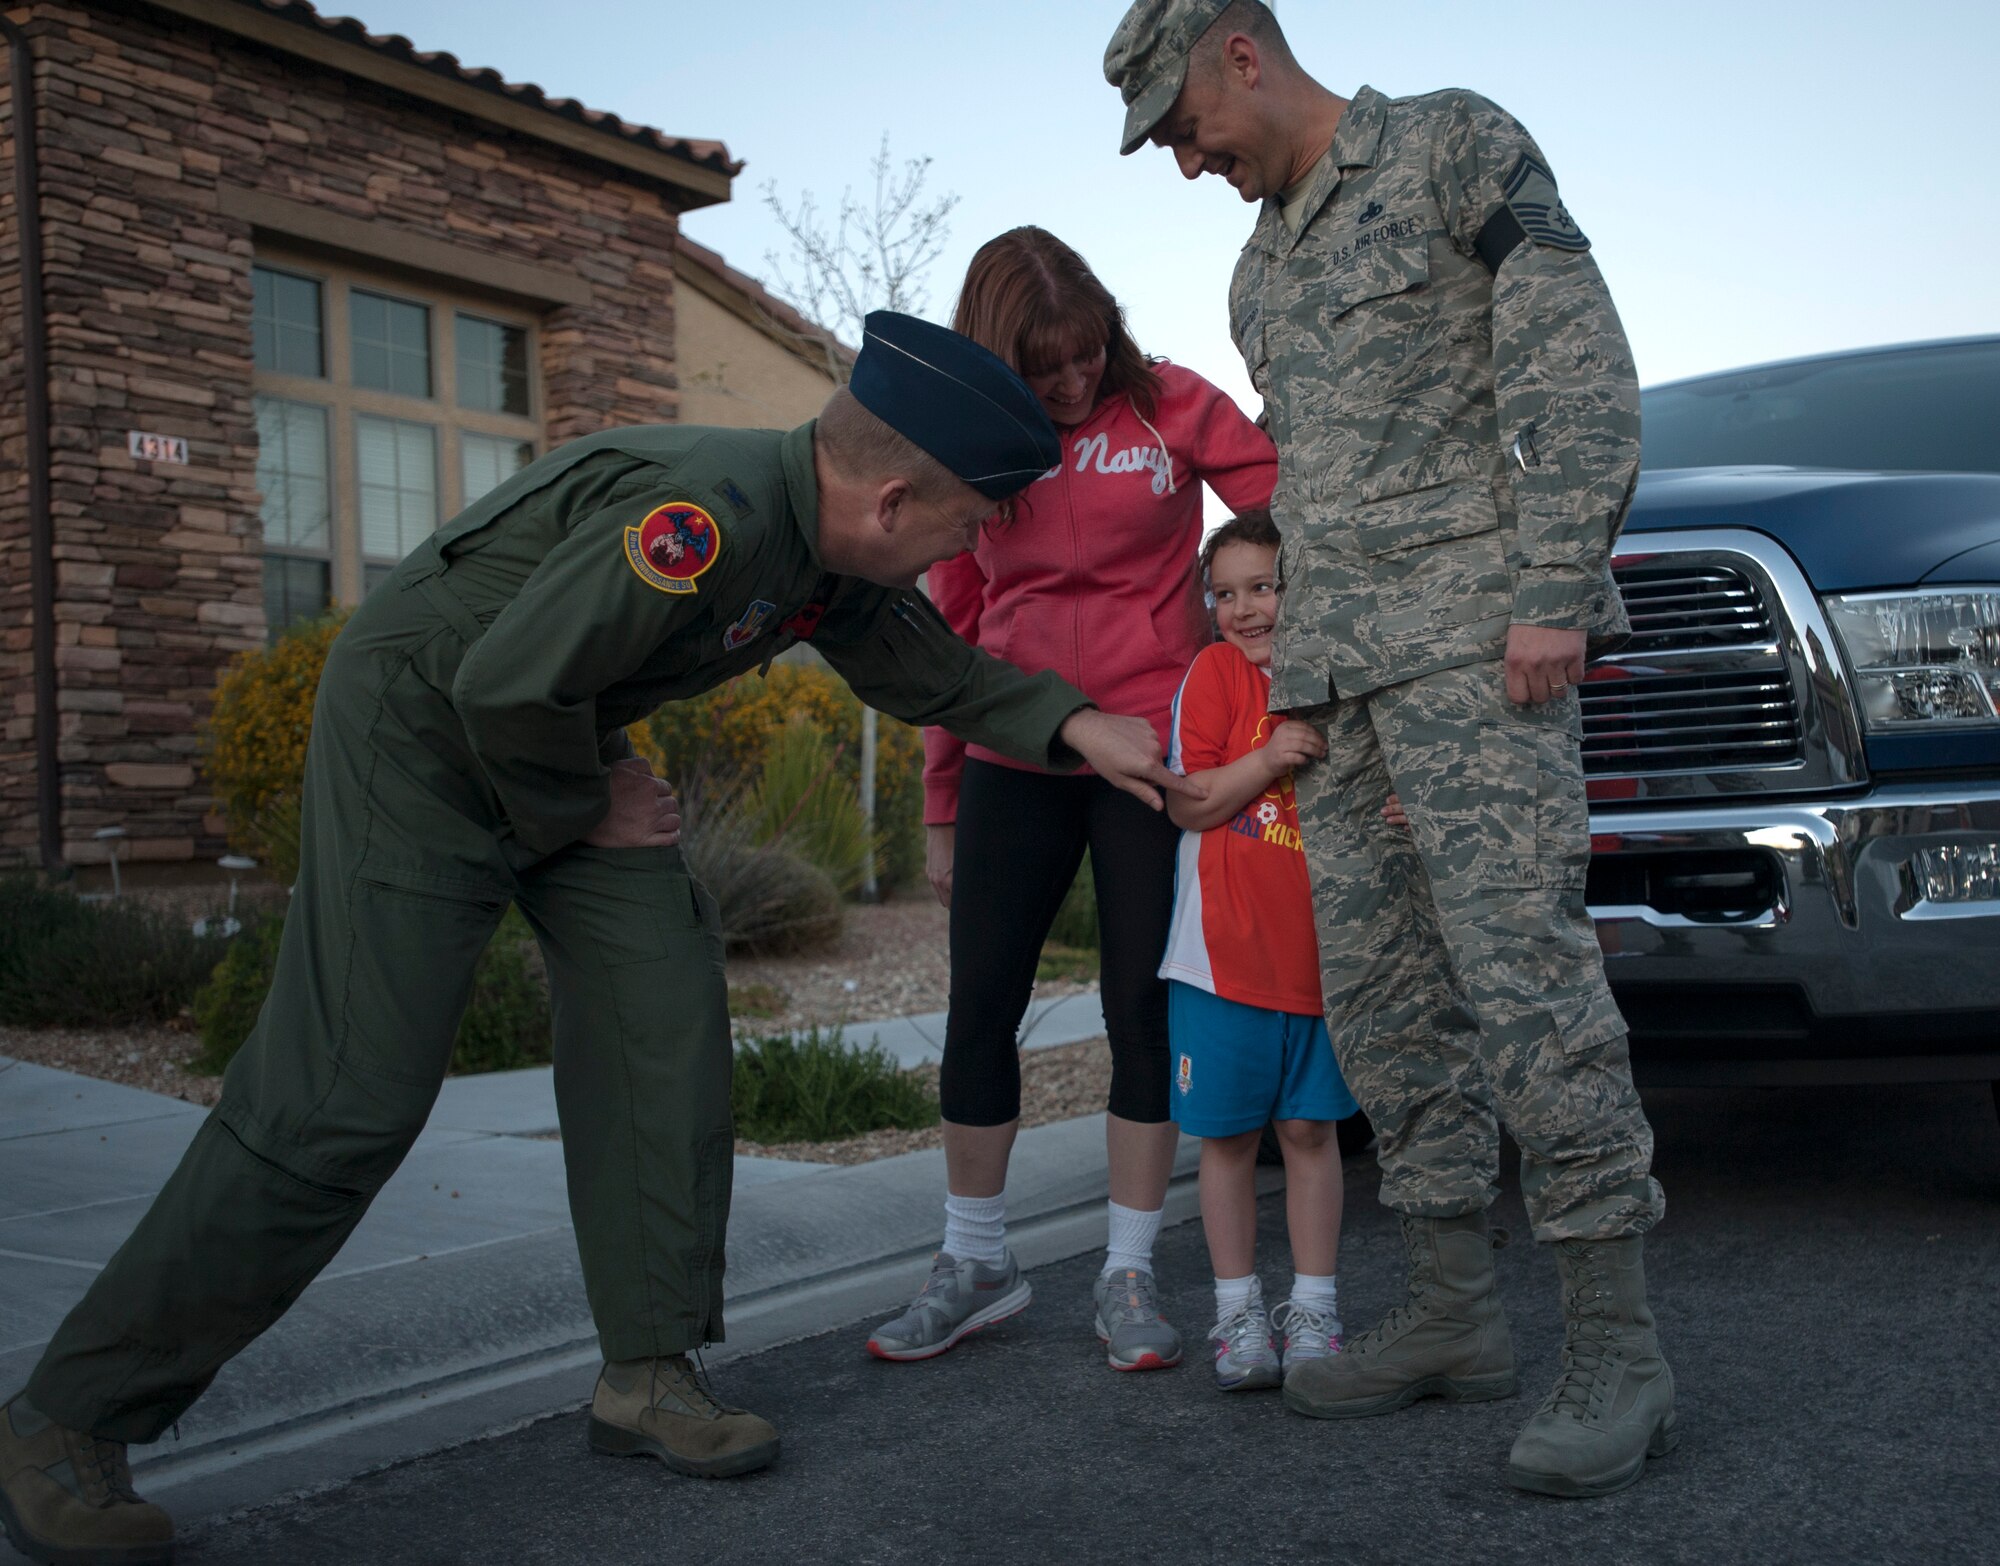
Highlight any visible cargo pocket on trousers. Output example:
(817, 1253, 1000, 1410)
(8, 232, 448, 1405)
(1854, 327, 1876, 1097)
(568, 843, 703, 966)
(1478, 701, 1590, 891)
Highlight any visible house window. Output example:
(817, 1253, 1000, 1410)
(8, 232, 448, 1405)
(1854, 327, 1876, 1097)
(462, 433, 534, 505)
(351, 290, 433, 399)
(254, 395, 332, 635)
(456, 313, 530, 416)
(249, 255, 542, 640)
(253, 266, 324, 378)
(358, 416, 439, 593)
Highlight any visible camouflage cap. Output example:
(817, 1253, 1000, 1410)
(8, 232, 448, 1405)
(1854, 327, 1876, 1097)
(1103, 0, 1232, 156)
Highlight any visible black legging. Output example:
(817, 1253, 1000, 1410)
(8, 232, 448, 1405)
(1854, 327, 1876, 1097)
(939, 758, 1180, 1127)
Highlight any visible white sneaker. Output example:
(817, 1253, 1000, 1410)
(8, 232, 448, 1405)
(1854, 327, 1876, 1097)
(865, 1251, 1031, 1361)
(1209, 1299, 1281, 1392)
(1273, 1298, 1342, 1373)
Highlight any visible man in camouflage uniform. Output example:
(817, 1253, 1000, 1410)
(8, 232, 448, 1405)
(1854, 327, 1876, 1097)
(1106, 0, 1676, 1497)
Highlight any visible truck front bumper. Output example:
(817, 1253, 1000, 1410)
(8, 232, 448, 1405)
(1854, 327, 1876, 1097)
(1587, 783, 2000, 1082)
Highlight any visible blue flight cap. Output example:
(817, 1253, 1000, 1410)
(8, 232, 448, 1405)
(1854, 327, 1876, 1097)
(850, 310, 1061, 499)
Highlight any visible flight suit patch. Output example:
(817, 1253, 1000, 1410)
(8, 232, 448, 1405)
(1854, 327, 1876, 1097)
(1501, 153, 1590, 252)
(723, 600, 776, 651)
(625, 502, 721, 595)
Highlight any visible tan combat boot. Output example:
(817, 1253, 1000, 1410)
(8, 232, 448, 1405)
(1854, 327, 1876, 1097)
(1507, 1234, 1678, 1497)
(588, 1356, 780, 1479)
(1283, 1212, 1517, 1418)
(0, 1392, 176, 1565)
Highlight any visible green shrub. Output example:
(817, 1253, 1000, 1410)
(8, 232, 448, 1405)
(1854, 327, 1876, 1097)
(190, 913, 285, 1072)
(189, 905, 553, 1077)
(1036, 943, 1100, 984)
(246, 793, 304, 888)
(1047, 854, 1100, 951)
(645, 663, 926, 894)
(0, 874, 227, 1027)
(682, 779, 844, 955)
(731, 1027, 939, 1144)
(449, 908, 553, 1074)
(747, 719, 881, 896)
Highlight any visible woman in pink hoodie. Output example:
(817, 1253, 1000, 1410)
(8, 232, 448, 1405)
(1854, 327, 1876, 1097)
(866, 227, 1277, 1371)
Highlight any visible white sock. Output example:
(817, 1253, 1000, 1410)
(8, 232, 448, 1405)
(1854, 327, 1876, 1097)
(1290, 1272, 1339, 1318)
(1102, 1201, 1165, 1276)
(942, 1192, 1007, 1265)
(1214, 1273, 1261, 1321)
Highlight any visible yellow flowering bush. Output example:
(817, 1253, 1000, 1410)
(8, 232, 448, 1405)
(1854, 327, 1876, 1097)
(203, 619, 924, 894)
(203, 612, 348, 858)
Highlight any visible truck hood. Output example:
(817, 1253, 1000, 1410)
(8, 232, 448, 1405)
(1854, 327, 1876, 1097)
(1623, 467, 2000, 591)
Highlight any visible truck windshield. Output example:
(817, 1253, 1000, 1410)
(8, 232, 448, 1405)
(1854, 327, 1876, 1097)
(1641, 340, 2000, 474)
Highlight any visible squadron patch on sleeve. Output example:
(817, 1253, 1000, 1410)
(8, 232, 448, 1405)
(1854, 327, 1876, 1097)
(723, 600, 776, 651)
(1501, 152, 1590, 252)
(624, 502, 721, 595)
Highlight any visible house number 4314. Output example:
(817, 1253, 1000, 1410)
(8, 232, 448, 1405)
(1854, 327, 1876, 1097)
(128, 430, 189, 465)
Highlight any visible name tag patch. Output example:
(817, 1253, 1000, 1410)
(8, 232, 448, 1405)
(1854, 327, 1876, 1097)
(625, 502, 721, 595)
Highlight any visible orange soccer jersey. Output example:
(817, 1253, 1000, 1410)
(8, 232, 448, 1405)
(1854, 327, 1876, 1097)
(1157, 641, 1323, 1017)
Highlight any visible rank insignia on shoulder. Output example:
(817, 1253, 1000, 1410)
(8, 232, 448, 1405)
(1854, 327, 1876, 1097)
(723, 599, 777, 651)
(625, 502, 721, 595)
(716, 477, 755, 519)
(1502, 152, 1590, 252)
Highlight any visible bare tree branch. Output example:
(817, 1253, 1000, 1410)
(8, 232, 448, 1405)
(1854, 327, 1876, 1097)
(761, 133, 960, 386)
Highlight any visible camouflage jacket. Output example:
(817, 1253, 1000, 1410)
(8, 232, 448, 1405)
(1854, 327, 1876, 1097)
(1230, 85, 1640, 707)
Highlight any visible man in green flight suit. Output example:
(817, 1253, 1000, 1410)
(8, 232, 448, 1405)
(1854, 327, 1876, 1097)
(0, 312, 1197, 1566)
(1106, 0, 1676, 1499)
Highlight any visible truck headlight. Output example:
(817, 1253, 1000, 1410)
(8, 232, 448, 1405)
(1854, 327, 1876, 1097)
(1823, 588, 2000, 730)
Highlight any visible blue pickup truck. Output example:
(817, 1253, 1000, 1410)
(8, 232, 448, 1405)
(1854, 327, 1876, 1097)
(1585, 335, 2000, 1098)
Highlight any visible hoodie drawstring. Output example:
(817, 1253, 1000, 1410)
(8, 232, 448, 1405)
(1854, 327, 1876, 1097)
(1134, 412, 1178, 496)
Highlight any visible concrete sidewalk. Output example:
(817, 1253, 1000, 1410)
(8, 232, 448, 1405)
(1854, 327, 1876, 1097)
(0, 984, 1202, 1535)
(790, 987, 1107, 1069)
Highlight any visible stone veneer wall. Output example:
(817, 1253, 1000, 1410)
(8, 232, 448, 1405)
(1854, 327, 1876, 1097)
(0, 0, 690, 867)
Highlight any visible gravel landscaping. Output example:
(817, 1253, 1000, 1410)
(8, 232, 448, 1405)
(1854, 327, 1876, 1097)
(3, 887, 1108, 1161)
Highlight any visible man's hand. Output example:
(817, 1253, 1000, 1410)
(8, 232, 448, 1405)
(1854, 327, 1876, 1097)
(1260, 719, 1327, 779)
(583, 757, 683, 848)
(1059, 709, 1206, 812)
(1505, 623, 1587, 705)
(925, 823, 955, 908)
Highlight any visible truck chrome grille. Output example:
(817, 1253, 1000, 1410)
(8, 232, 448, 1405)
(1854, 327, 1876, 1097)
(1583, 560, 1804, 777)
(1615, 564, 1773, 651)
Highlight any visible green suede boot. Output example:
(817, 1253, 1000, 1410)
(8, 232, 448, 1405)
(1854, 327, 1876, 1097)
(588, 1356, 780, 1480)
(1507, 1234, 1679, 1497)
(0, 1393, 175, 1565)
(1283, 1212, 1517, 1419)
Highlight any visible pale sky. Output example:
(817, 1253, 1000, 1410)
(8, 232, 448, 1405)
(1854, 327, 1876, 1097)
(352, 0, 1996, 414)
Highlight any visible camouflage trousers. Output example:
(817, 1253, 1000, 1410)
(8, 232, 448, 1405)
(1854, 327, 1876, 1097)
(1291, 657, 1664, 1242)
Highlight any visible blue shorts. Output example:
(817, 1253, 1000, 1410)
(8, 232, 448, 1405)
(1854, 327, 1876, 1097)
(1167, 980, 1359, 1138)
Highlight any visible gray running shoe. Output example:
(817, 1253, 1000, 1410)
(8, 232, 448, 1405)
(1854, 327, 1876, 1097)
(1273, 1298, 1343, 1374)
(866, 1250, 1031, 1361)
(1208, 1298, 1281, 1392)
(1092, 1268, 1184, 1371)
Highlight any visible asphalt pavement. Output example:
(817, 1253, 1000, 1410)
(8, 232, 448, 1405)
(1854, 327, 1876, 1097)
(165, 1078, 2000, 1566)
